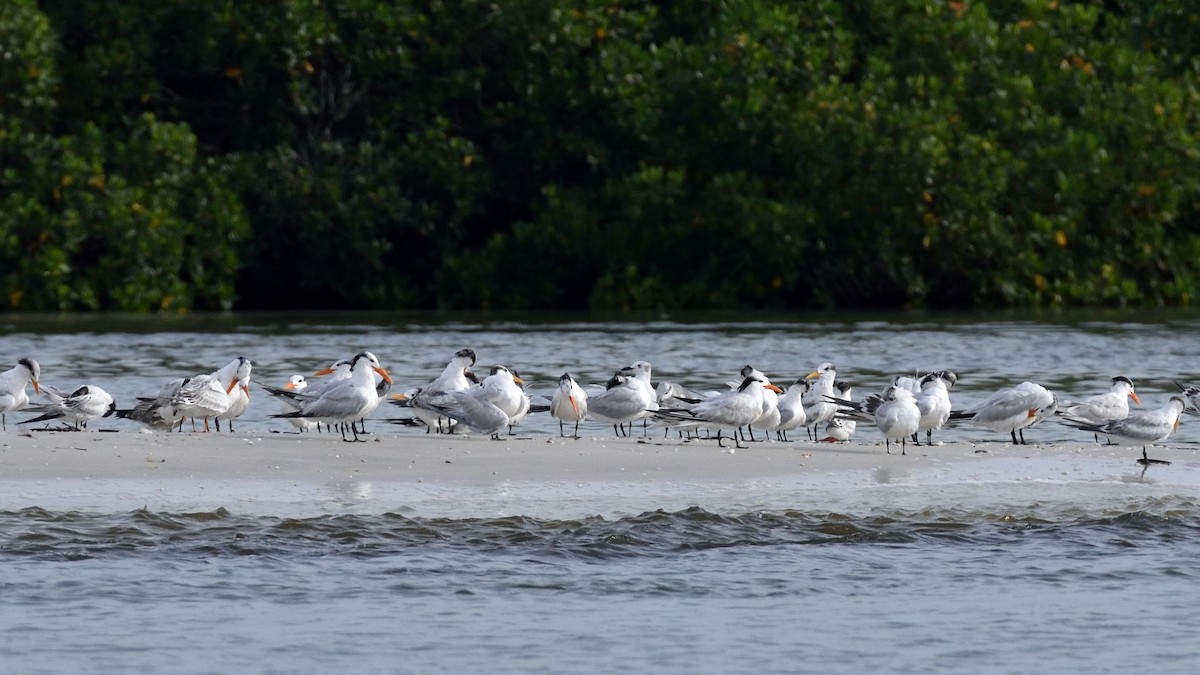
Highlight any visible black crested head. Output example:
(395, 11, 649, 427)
(71, 385, 90, 397)
(455, 348, 477, 365)
(558, 373, 573, 385)
(18, 358, 39, 378)
(1112, 375, 1134, 387)
(104, 401, 117, 417)
(740, 365, 755, 378)
(737, 376, 762, 392)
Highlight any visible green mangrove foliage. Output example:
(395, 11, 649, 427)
(1, 0, 1198, 311)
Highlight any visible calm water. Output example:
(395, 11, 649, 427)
(3, 310, 1200, 673)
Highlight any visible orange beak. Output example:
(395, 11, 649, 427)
(32, 380, 40, 395)
(313, 367, 336, 377)
(568, 394, 579, 418)
(226, 377, 240, 395)
(805, 370, 821, 380)
(1130, 391, 1142, 406)
(513, 375, 525, 386)
(242, 383, 250, 398)
(766, 384, 784, 394)
(373, 366, 393, 385)
(390, 392, 409, 401)
(1026, 408, 1037, 418)
(284, 381, 297, 390)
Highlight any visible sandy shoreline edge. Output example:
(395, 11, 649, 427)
(3, 431, 1198, 517)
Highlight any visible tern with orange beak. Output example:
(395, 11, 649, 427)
(1065, 396, 1184, 464)
(275, 375, 318, 432)
(171, 357, 250, 432)
(653, 376, 784, 449)
(273, 351, 392, 442)
(1056, 376, 1141, 444)
(550, 372, 589, 438)
(412, 365, 525, 439)
(948, 381, 1057, 445)
(0, 358, 40, 431)
(215, 358, 253, 432)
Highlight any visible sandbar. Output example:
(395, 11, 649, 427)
(1, 431, 1198, 518)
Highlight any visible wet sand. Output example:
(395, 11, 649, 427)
(2, 430, 1197, 518)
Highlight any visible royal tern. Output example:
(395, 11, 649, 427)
(802, 363, 838, 439)
(478, 365, 526, 420)
(274, 351, 393, 441)
(21, 384, 116, 430)
(414, 366, 524, 439)
(550, 372, 589, 438)
(116, 378, 189, 431)
(891, 374, 923, 396)
(172, 357, 250, 432)
(274, 375, 318, 432)
(653, 376, 783, 449)
(215, 359, 253, 431)
(272, 355, 385, 434)
(622, 360, 658, 436)
(773, 378, 809, 441)
(504, 368, 533, 434)
(1057, 376, 1141, 443)
(740, 366, 781, 441)
(589, 372, 655, 437)
(1176, 381, 1200, 416)
(833, 384, 920, 454)
(259, 359, 351, 433)
(949, 381, 1057, 445)
(21, 381, 115, 427)
(656, 381, 704, 407)
(911, 370, 957, 446)
(822, 417, 853, 442)
(870, 385, 921, 454)
(0, 358, 41, 431)
(407, 348, 478, 433)
(1065, 396, 1184, 464)
(825, 380, 856, 442)
(1017, 381, 1058, 429)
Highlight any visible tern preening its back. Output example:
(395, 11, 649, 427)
(21, 384, 116, 430)
(949, 381, 1057, 445)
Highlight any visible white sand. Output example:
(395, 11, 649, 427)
(2, 431, 1198, 518)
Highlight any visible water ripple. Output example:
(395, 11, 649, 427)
(4, 498, 1200, 565)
